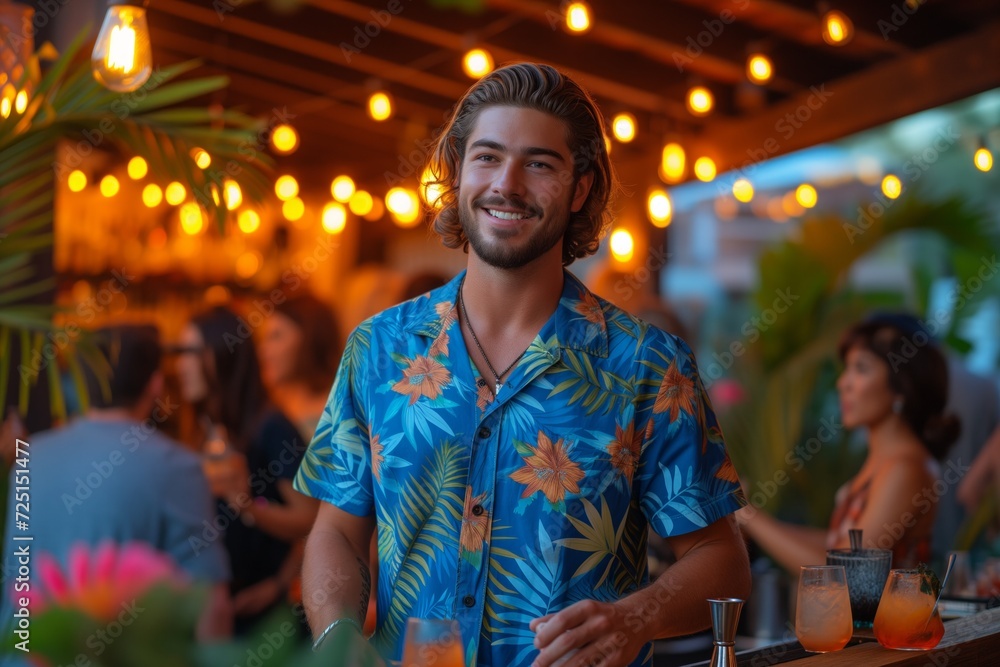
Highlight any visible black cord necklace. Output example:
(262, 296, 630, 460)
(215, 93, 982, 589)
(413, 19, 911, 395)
(458, 280, 527, 396)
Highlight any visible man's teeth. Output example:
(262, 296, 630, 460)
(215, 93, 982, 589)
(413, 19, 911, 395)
(487, 209, 529, 220)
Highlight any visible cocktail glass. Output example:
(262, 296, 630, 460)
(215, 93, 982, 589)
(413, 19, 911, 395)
(401, 618, 464, 667)
(826, 548, 892, 628)
(795, 565, 853, 653)
(873, 569, 945, 650)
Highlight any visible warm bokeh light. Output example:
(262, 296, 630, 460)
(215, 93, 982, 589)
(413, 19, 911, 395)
(462, 49, 494, 79)
(420, 168, 446, 208)
(822, 10, 854, 46)
(191, 148, 211, 169)
(127, 156, 148, 180)
(14, 90, 27, 114)
(767, 197, 788, 223)
(747, 54, 773, 84)
(686, 86, 713, 116)
(732, 178, 754, 203)
(612, 113, 636, 143)
(270, 124, 299, 154)
(782, 191, 805, 217)
(238, 209, 261, 234)
(566, 2, 591, 32)
(714, 196, 738, 221)
(223, 179, 243, 210)
(647, 190, 673, 227)
(881, 174, 902, 199)
(974, 147, 993, 172)
(1, 96, 11, 119)
(386, 187, 421, 226)
(331, 175, 356, 202)
(142, 183, 163, 207)
(661, 142, 686, 184)
(368, 91, 392, 121)
(321, 202, 347, 234)
(349, 190, 374, 216)
(694, 156, 716, 182)
(165, 181, 186, 206)
(99, 175, 120, 198)
(364, 195, 385, 221)
(235, 252, 261, 279)
(68, 170, 88, 193)
(795, 183, 818, 208)
(282, 196, 305, 221)
(609, 229, 634, 263)
(179, 202, 204, 235)
(275, 175, 299, 201)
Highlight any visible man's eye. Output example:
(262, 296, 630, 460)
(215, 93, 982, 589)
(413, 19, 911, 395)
(529, 161, 552, 169)
(475, 154, 497, 162)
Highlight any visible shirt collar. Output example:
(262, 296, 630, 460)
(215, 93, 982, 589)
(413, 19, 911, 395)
(403, 268, 609, 359)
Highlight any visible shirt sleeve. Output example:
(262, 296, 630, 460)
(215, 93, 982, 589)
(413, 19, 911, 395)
(636, 332, 745, 538)
(293, 327, 375, 516)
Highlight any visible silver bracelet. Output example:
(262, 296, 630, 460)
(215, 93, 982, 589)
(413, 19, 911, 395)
(312, 617, 363, 651)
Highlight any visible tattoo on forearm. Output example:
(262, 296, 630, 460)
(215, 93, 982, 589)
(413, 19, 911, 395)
(357, 556, 371, 622)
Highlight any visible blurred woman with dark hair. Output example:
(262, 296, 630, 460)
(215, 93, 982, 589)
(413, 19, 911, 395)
(175, 306, 318, 633)
(740, 315, 961, 572)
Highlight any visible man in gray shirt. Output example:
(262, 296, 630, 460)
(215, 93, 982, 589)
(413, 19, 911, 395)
(2, 325, 231, 646)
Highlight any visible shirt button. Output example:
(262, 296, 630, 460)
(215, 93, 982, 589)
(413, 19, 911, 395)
(472, 504, 484, 516)
(478, 426, 491, 439)
(477, 378, 486, 387)
(463, 595, 475, 608)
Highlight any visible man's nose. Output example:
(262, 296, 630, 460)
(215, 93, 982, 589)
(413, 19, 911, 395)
(492, 162, 525, 197)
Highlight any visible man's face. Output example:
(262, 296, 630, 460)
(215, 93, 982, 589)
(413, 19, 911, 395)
(457, 106, 593, 270)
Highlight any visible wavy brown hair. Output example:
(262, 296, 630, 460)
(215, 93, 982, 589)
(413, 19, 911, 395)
(427, 62, 617, 266)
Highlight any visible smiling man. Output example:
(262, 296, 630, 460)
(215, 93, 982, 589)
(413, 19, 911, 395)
(295, 63, 750, 667)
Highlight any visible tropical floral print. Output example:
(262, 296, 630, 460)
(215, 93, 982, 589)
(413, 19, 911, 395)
(294, 271, 744, 667)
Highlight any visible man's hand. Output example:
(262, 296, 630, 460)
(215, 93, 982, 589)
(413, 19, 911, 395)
(530, 599, 644, 667)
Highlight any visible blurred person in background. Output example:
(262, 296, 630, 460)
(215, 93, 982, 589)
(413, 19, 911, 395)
(958, 423, 1000, 517)
(740, 315, 961, 571)
(0, 324, 231, 642)
(175, 306, 317, 634)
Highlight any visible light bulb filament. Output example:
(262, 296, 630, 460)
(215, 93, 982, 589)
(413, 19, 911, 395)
(107, 23, 137, 74)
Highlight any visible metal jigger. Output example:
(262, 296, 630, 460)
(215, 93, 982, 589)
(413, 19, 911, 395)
(708, 598, 744, 667)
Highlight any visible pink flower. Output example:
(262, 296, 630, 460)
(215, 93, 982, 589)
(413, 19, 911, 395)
(26, 542, 187, 620)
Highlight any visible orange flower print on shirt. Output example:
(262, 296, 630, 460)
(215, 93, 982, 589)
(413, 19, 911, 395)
(429, 302, 455, 357)
(653, 361, 696, 421)
(510, 432, 585, 504)
(607, 421, 643, 485)
(460, 486, 489, 554)
(391, 355, 451, 404)
(714, 456, 739, 483)
(475, 378, 494, 411)
(371, 433, 385, 483)
(575, 291, 605, 329)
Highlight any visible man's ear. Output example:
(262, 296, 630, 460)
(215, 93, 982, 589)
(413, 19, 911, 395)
(570, 171, 595, 213)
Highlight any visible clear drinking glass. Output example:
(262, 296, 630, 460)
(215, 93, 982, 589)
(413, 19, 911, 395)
(401, 618, 464, 667)
(873, 569, 945, 650)
(795, 565, 853, 653)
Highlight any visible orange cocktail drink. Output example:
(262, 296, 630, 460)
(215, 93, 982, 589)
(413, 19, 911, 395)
(401, 618, 464, 667)
(873, 569, 945, 650)
(795, 565, 853, 653)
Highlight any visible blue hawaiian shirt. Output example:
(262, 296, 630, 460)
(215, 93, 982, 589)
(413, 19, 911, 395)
(294, 270, 744, 667)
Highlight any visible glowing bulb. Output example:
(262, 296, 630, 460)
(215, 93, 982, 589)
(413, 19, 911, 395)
(223, 179, 243, 210)
(368, 92, 392, 121)
(282, 197, 305, 221)
(462, 49, 494, 79)
(881, 174, 901, 199)
(609, 229, 634, 263)
(165, 182, 186, 205)
(275, 175, 299, 201)
(693, 157, 716, 182)
(420, 168, 446, 209)
(566, 2, 591, 33)
(795, 184, 817, 208)
(127, 156, 148, 180)
(822, 10, 854, 46)
(180, 203, 205, 235)
(68, 171, 88, 193)
(660, 143, 686, 184)
(236, 252, 261, 279)
(99, 175, 120, 198)
(322, 202, 347, 234)
(270, 124, 298, 154)
(142, 183, 163, 207)
(974, 147, 993, 172)
(349, 190, 374, 216)
(612, 113, 636, 143)
(238, 209, 261, 234)
(331, 175, 356, 202)
(14, 90, 27, 114)
(732, 178, 754, 203)
(191, 148, 211, 169)
(686, 86, 713, 116)
(747, 54, 773, 84)
(0, 97, 10, 119)
(386, 187, 421, 226)
(91, 3, 152, 92)
(647, 190, 673, 228)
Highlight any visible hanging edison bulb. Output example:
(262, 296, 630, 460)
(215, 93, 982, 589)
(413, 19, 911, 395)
(92, 1, 153, 93)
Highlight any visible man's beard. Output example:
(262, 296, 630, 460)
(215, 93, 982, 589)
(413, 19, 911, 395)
(459, 195, 568, 270)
